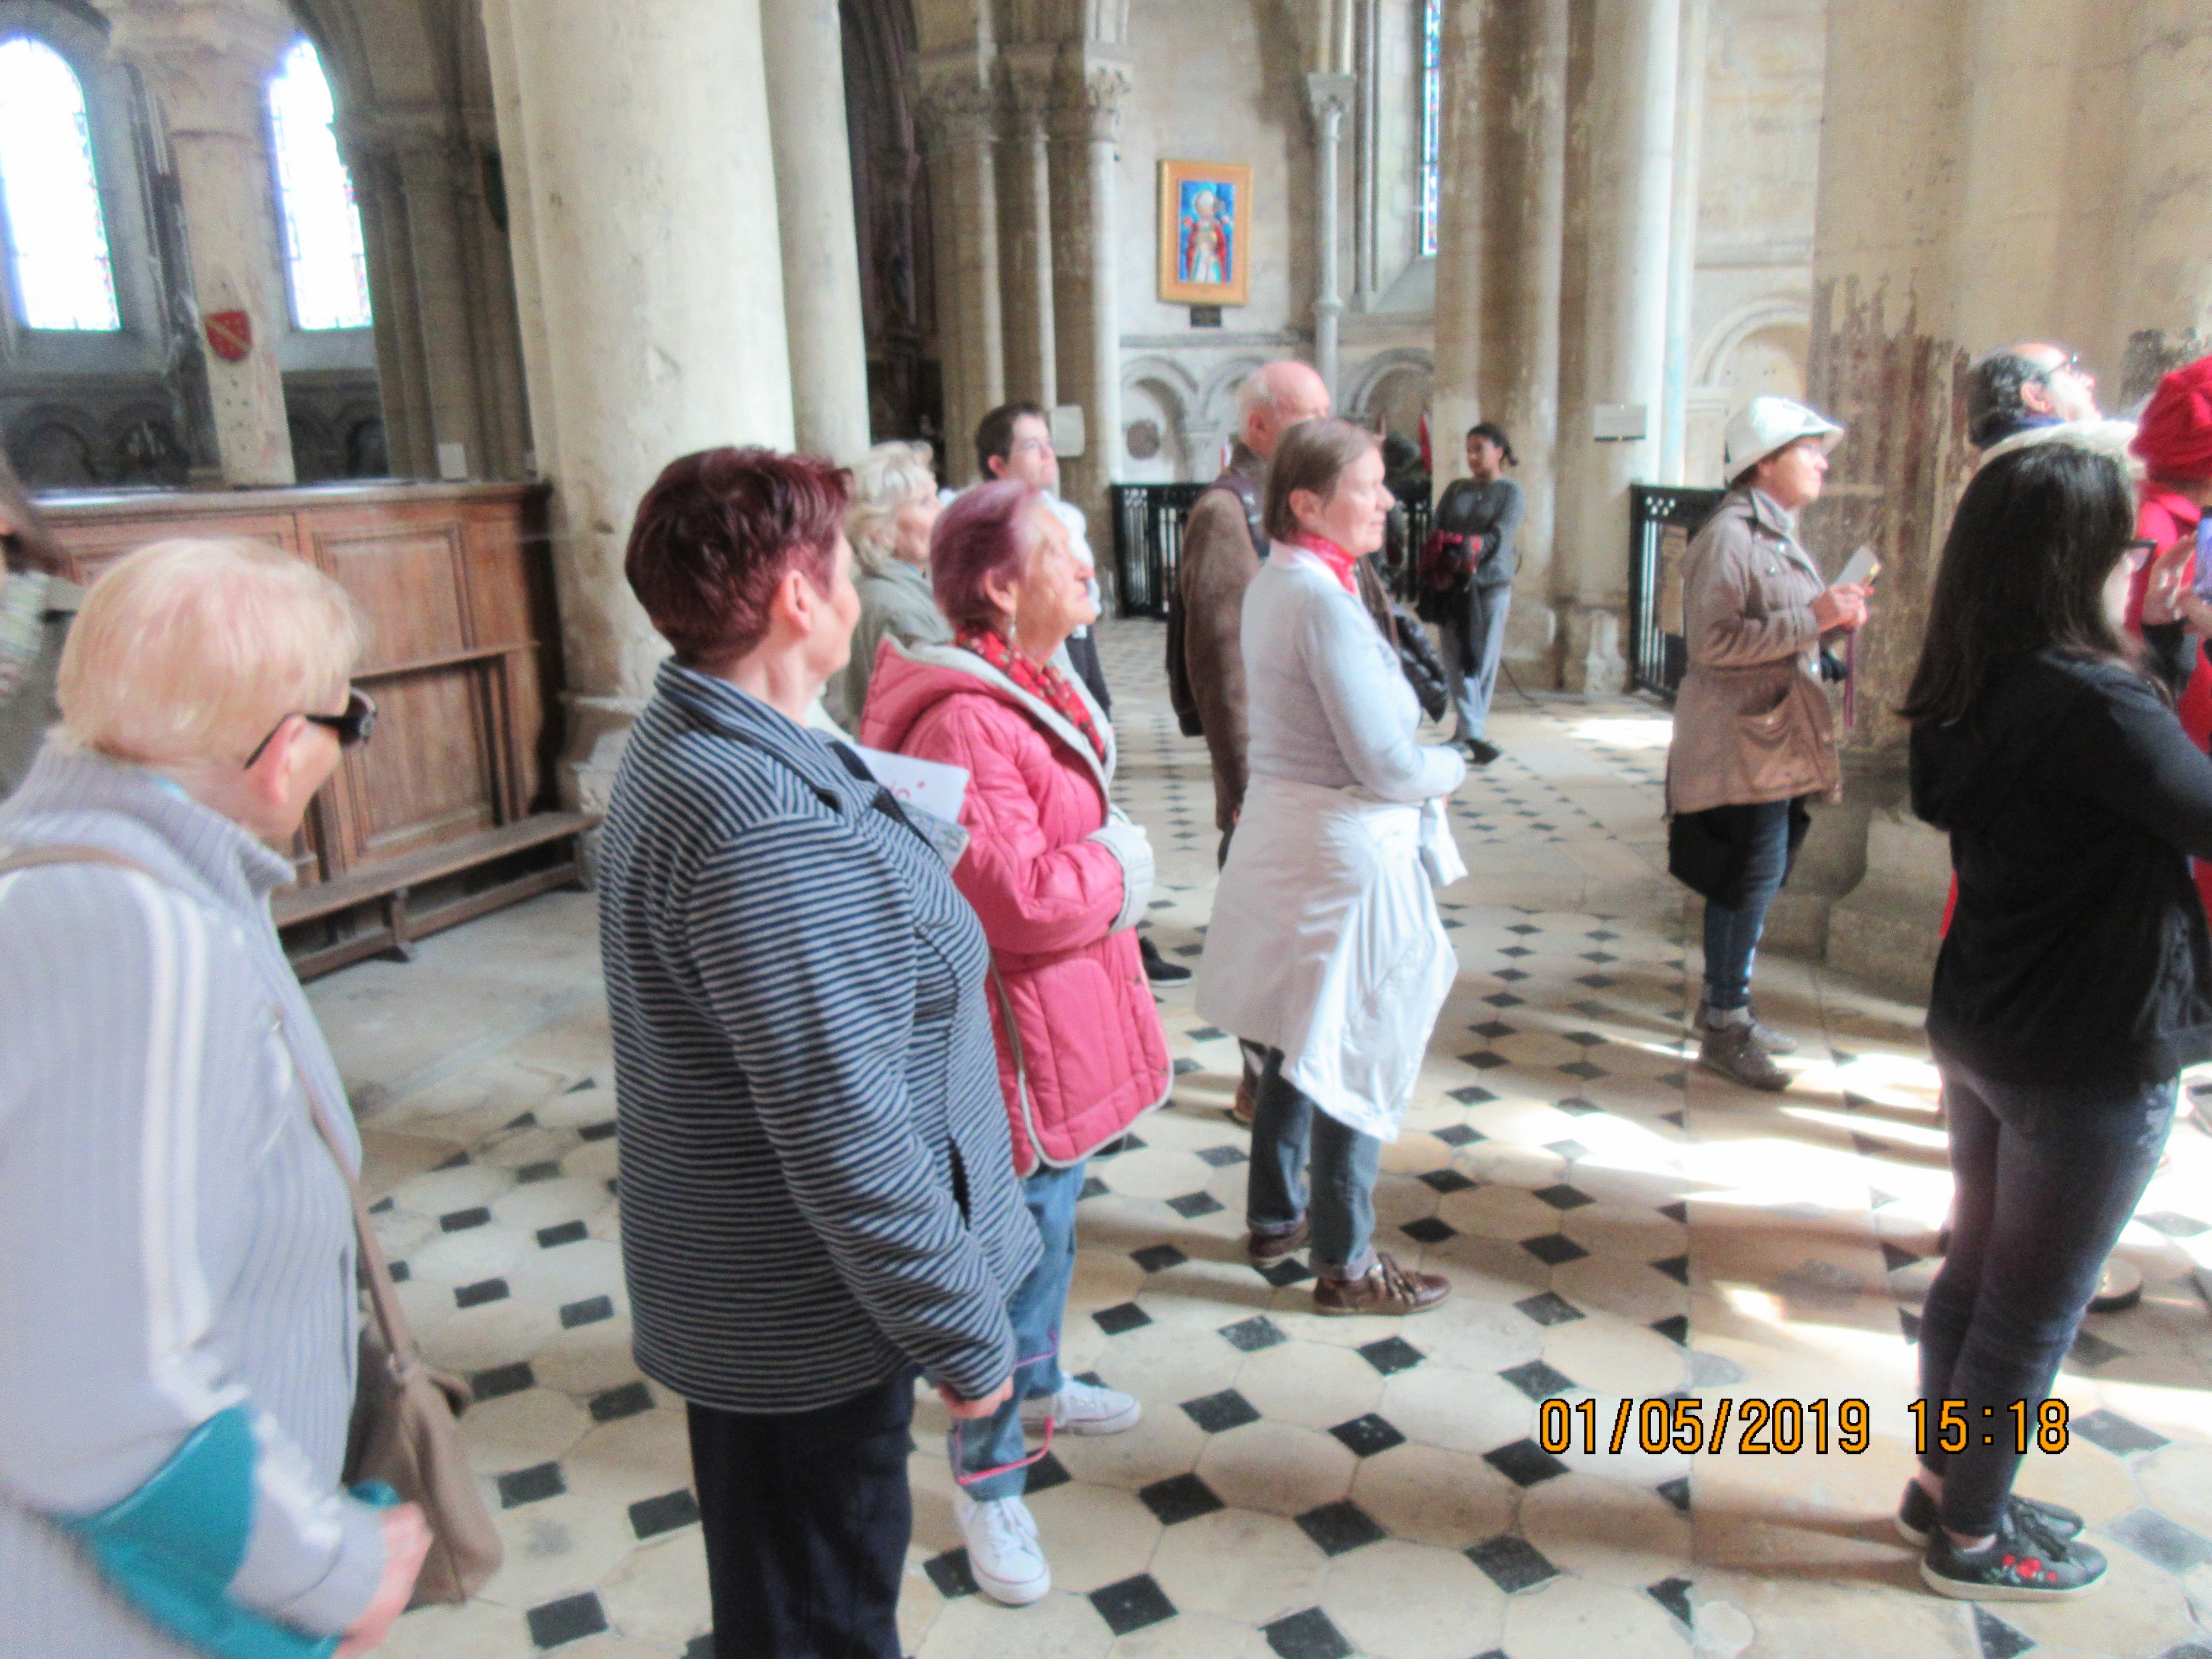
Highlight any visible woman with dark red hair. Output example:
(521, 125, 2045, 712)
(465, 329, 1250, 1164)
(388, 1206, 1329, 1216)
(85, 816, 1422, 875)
(596, 447, 1041, 1659)
(858, 479, 1170, 1607)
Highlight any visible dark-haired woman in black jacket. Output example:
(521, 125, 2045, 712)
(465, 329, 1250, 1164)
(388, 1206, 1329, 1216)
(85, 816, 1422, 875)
(1903, 435, 2211, 1602)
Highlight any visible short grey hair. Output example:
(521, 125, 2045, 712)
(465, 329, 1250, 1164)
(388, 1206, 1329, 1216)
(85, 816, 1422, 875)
(1235, 369, 1280, 425)
(844, 441, 937, 577)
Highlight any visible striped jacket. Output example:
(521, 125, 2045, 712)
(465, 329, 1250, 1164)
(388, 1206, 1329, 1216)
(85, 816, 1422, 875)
(598, 661, 1040, 1414)
(0, 744, 385, 1657)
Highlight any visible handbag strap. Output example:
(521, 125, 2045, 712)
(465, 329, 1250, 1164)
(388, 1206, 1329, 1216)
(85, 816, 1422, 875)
(0, 842, 422, 1373)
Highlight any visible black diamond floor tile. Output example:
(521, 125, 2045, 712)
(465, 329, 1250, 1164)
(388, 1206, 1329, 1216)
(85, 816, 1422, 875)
(629, 1487, 700, 1540)
(1558, 1061, 1608, 1081)
(2072, 1408, 2169, 1456)
(1532, 1183, 1595, 1211)
(1651, 1314, 1691, 1346)
(1079, 1175, 1110, 1201)
(1025, 1449, 1071, 1493)
(1132, 1242, 1189, 1272)
(2105, 1505, 2212, 1573)
(515, 1160, 561, 1184)
(440, 1206, 492, 1232)
(1182, 1387, 1264, 1433)
(456, 1277, 510, 1309)
(1188, 1025, 1227, 1041)
(2068, 1328, 2127, 1367)
(924, 1548, 978, 1598)
(1446, 1087, 1498, 1106)
(1514, 1291, 1585, 1327)
(471, 1361, 535, 1401)
(1328, 1412, 1408, 1458)
(1648, 1574, 1694, 1626)
(1657, 1475, 1691, 1512)
(388, 1261, 411, 1283)
(1520, 1233, 1588, 1267)
(1435, 1123, 1483, 1146)
(497, 1461, 565, 1507)
(1462, 1051, 1511, 1071)
(1093, 1300, 1153, 1335)
(1139, 1471, 1227, 1525)
(526, 1592, 608, 1650)
(1467, 1532, 1557, 1593)
(1553, 1095, 1603, 1117)
(578, 1119, 618, 1142)
(1196, 1142, 1250, 1167)
(1220, 1314, 1290, 1352)
(560, 1294, 614, 1329)
(1400, 1216, 1457, 1245)
(1262, 1606, 1354, 1659)
(1651, 1254, 1691, 1285)
(1357, 1335, 1426, 1375)
(1418, 1168, 1477, 1194)
(1089, 1572, 1177, 1636)
(1484, 1437, 1569, 1488)
(1543, 1138, 1590, 1161)
(1498, 1359, 1576, 1400)
(1973, 1605, 2034, 1659)
(537, 1220, 588, 1249)
(1296, 1498, 1387, 1556)
(1658, 1200, 1688, 1223)
(1166, 1190, 1225, 1218)
(1172, 1057, 1203, 1076)
(589, 1380, 653, 1422)
(1255, 1254, 1318, 1286)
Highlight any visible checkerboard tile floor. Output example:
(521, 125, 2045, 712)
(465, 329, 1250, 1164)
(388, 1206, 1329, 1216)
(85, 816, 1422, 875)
(337, 618, 2212, 1659)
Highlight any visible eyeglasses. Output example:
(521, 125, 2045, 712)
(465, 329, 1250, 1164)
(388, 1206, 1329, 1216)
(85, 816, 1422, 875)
(2034, 353, 2086, 383)
(243, 686, 378, 769)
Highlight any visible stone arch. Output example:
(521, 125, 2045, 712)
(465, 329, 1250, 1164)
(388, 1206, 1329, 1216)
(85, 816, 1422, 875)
(1692, 295, 1811, 392)
(1119, 354, 1197, 482)
(1344, 347, 1433, 440)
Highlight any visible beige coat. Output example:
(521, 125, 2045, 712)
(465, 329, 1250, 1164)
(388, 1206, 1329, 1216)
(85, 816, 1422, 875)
(1664, 489, 1840, 816)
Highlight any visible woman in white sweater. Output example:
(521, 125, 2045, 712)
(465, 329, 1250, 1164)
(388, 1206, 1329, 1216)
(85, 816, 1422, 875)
(1196, 419, 1468, 1317)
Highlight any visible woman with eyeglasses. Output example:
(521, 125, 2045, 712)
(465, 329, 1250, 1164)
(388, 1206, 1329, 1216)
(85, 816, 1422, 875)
(0, 539, 428, 1658)
(1901, 436, 2212, 1601)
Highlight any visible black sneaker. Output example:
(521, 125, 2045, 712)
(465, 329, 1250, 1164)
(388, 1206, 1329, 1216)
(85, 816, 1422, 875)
(1921, 1503, 2105, 1601)
(1465, 738, 1501, 766)
(1896, 1481, 2084, 1548)
(1139, 935, 1192, 984)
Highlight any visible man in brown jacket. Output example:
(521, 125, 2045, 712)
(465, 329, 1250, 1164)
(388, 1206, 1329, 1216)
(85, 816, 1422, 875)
(1175, 359, 1332, 837)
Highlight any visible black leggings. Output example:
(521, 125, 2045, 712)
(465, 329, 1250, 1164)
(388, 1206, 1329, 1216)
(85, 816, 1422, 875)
(687, 1370, 916, 1659)
(1918, 1053, 2173, 1535)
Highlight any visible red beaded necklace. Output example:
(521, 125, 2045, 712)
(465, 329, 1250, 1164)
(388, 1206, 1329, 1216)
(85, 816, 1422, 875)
(955, 624, 1107, 763)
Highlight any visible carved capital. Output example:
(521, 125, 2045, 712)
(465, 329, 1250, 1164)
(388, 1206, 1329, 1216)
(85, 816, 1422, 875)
(1053, 54, 1131, 142)
(106, 0, 295, 139)
(913, 49, 997, 144)
(1305, 70, 1356, 127)
(999, 44, 1058, 130)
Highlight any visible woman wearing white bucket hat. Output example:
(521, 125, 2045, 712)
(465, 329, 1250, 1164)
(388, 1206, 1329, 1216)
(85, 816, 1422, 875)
(1666, 395, 1869, 1089)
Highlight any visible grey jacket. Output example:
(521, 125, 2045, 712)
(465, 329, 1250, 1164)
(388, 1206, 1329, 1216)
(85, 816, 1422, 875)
(829, 558, 952, 731)
(0, 743, 385, 1657)
(1665, 488, 1840, 816)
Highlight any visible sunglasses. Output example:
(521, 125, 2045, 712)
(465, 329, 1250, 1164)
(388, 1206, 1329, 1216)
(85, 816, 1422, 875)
(243, 687, 378, 769)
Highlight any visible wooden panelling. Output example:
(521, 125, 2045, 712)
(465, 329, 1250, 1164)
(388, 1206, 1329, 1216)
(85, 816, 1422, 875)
(39, 481, 560, 890)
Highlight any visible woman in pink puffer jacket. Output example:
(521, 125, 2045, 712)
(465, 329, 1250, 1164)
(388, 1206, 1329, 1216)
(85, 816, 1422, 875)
(859, 479, 1170, 1606)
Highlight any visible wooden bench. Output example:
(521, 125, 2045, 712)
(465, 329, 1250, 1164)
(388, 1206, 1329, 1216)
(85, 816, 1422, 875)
(276, 811, 596, 979)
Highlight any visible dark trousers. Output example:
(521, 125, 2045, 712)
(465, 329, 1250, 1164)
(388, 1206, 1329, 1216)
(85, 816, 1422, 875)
(1442, 583, 1512, 742)
(1918, 1053, 2174, 1535)
(1246, 1048, 1384, 1278)
(1065, 629, 1111, 716)
(687, 1370, 916, 1659)
(1699, 798, 1793, 1012)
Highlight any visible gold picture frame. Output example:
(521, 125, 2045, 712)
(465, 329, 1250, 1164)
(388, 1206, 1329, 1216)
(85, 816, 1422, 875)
(1158, 160, 1253, 307)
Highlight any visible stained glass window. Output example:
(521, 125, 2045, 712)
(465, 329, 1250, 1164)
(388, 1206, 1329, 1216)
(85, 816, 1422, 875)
(268, 39, 372, 331)
(0, 36, 121, 331)
(1420, 0, 1442, 258)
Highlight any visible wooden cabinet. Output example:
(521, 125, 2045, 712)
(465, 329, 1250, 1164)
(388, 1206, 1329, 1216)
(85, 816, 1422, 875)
(41, 481, 567, 898)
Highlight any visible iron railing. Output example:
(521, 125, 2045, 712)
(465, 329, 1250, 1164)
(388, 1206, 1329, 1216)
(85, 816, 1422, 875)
(1109, 482, 1434, 618)
(1627, 483, 1726, 701)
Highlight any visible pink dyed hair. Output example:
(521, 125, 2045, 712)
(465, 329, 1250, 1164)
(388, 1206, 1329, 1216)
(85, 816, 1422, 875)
(931, 479, 1046, 630)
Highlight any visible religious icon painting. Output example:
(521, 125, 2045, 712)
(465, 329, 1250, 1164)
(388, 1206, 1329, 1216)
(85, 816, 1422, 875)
(1158, 160, 1253, 307)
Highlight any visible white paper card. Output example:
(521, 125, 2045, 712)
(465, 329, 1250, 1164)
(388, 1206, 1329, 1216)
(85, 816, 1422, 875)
(850, 744, 969, 823)
(1838, 544, 1880, 588)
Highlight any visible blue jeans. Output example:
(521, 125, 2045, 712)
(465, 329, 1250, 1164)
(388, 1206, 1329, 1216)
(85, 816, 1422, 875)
(1700, 798, 1793, 1013)
(1246, 1050, 1384, 1279)
(952, 1158, 1084, 1501)
(1918, 1052, 2176, 1535)
(1443, 585, 1512, 743)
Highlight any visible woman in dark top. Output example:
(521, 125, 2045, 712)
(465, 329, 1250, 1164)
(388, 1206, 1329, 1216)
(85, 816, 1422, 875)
(1420, 421, 1524, 765)
(1901, 437, 2212, 1601)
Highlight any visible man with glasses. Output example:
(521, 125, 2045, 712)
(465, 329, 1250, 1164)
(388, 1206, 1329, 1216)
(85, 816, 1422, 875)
(1964, 343, 2100, 450)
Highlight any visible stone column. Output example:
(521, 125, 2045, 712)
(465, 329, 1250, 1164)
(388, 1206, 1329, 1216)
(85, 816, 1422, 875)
(1000, 50, 1057, 409)
(1431, 1, 1568, 681)
(1657, 0, 1708, 484)
(1307, 72, 1355, 398)
(1048, 53, 1131, 535)
(2114, 0, 2212, 400)
(761, 0, 874, 463)
(106, 0, 297, 486)
(1354, 0, 1380, 310)
(917, 55, 1004, 484)
(1551, 0, 1677, 692)
(479, 0, 795, 808)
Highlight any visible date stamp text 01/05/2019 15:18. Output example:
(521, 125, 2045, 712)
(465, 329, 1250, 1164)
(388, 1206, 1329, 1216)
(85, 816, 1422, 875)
(1536, 1397, 2073, 1457)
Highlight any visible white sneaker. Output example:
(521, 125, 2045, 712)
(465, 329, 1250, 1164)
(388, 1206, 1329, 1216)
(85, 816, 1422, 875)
(1022, 1378, 1142, 1436)
(955, 1491, 1051, 1606)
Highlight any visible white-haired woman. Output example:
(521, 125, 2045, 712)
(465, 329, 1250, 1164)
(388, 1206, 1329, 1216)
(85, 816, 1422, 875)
(827, 440, 950, 729)
(0, 539, 429, 1658)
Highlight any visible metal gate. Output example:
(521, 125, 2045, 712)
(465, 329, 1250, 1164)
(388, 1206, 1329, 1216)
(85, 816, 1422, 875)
(1627, 484, 1725, 700)
(1110, 482, 1437, 618)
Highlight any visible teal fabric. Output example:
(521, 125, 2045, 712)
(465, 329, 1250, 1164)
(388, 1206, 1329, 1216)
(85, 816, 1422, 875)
(61, 1405, 377, 1659)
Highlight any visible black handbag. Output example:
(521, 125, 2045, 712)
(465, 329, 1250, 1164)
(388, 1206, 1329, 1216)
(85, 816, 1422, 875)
(1355, 557, 1449, 722)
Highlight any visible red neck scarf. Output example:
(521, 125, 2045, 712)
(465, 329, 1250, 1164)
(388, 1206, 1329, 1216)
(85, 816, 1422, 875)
(956, 625, 1107, 763)
(1293, 533, 1361, 596)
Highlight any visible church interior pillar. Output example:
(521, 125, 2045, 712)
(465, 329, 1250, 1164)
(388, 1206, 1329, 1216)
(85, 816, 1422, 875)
(917, 53, 1003, 484)
(1305, 71, 1354, 400)
(1047, 51, 1130, 539)
(478, 0, 795, 809)
(1551, 0, 1678, 692)
(2115, 0, 2212, 400)
(106, 0, 298, 487)
(1657, 0, 1708, 484)
(762, 0, 874, 463)
(999, 50, 1057, 410)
